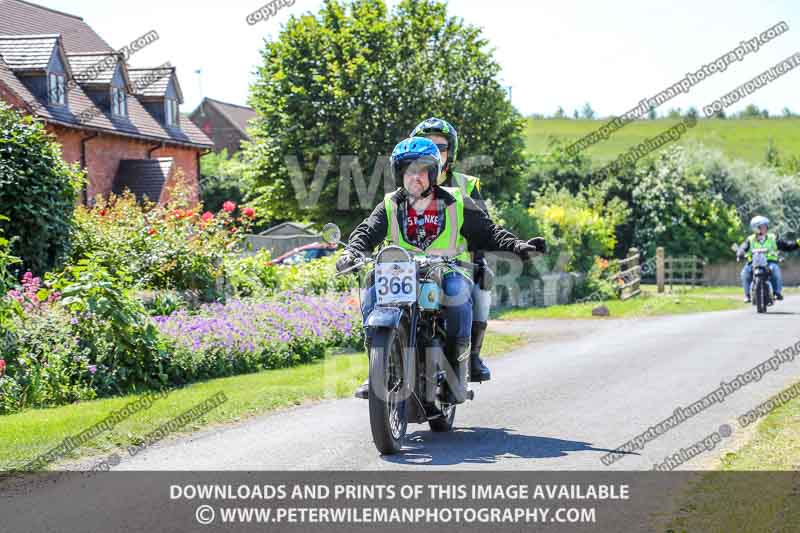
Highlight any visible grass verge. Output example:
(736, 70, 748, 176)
(494, 287, 744, 320)
(661, 381, 800, 532)
(0, 331, 525, 470)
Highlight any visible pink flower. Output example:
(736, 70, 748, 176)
(242, 207, 255, 219)
(201, 212, 214, 223)
(88, 365, 97, 375)
(0, 359, 5, 377)
(222, 201, 236, 213)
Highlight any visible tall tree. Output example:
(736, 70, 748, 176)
(244, 0, 527, 231)
(581, 102, 595, 120)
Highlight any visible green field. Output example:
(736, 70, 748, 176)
(524, 118, 800, 166)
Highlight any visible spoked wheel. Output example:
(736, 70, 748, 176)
(756, 280, 767, 313)
(428, 404, 456, 432)
(368, 325, 408, 455)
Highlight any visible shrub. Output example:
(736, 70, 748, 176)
(224, 249, 279, 298)
(71, 189, 255, 299)
(1, 307, 96, 413)
(0, 102, 84, 275)
(0, 217, 22, 348)
(632, 146, 744, 261)
(51, 260, 171, 395)
(497, 185, 629, 275)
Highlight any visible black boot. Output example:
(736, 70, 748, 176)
(444, 337, 471, 404)
(469, 321, 491, 382)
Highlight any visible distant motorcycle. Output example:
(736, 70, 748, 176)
(324, 224, 475, 455)
(735, 243, 774, 313)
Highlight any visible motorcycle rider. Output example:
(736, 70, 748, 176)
(409, 118, 544, 384)
(338, 137, 545, 399)
(737, 215, 800, 303)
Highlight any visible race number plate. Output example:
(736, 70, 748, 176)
(375, 262, 417, 305)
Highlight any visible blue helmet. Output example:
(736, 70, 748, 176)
(750, 215, 769, 231)
(391, 137, 442, 198)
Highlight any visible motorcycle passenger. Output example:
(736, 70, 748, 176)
(737, 215, 800, 303)
(338, 137, 542, 399)
(409, 118, 546, 384)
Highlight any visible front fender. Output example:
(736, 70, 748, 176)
(366, 306, 404, 329)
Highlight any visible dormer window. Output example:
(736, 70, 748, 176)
(111, 86, 127, 117)
(165, 98, 178, 126)
(48, 72, 65, 105)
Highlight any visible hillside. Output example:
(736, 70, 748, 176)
(524, 118, 800, 167)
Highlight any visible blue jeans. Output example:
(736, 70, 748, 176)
(741, 262, 782, 297)
(362, 271, 473, 338)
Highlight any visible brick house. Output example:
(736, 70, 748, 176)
(0, 0, 213, 204)
(189, 97, 256, 155)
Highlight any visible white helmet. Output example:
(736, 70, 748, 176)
(750, 215, 769, 231)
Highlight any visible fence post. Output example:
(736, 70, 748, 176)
(656, 247, 665, 293)
(627, 247, 640, 298)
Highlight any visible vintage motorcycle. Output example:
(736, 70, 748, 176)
(323, 223, 476, 455)
(735, 243, 774, 314)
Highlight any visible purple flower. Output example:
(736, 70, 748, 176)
(88, 365, 97, 375)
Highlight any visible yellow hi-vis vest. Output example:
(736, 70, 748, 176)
(452, 172, 479, 197)
(384, 189, 470, 262)
(747, 233, 778, 262)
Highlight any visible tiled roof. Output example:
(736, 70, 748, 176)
(0, 34, 60, 71)
(0, 1, 212, 149)
(0, 0, 112, 54)
(128, 67, 174, 98)
(67, 53, 120, 85)
(113, 158, 173, 203)
(0, 58, 212, 148)
(204, 98, 257, 137)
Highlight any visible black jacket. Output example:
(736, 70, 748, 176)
(347, 186, 521, 256)
(740, 234, 800, 257)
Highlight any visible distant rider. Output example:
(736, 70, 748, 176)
(737, 215, 800, 303)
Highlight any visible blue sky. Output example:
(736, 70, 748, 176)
(34, 0, 800, 117)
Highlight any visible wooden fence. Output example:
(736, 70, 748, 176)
(655, 247, 706, 292)
(612, 248, 642, 300)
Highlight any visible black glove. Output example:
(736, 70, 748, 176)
(513, 241, 538, 261)
(529, 237, 547, 253)
(336, 252, 358, 273)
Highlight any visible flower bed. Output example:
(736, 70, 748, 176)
(1, 283, 363, 413)
(153, 292, 363, 381)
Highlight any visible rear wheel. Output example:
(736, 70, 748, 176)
(368, 324, 408, 455)
(756, 279, 767, 313)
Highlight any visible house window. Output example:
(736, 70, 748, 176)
(48, 73, 65, 105)
(165, 98, 178, 126)
(111, 87, 127, 117)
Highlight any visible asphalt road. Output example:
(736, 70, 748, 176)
(92, 295, 800, 471)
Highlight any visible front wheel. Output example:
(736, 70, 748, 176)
(756, 279, 767, 313)
(368, 325, 408, 455)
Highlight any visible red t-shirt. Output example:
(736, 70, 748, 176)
(406, 195, 442, 249)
